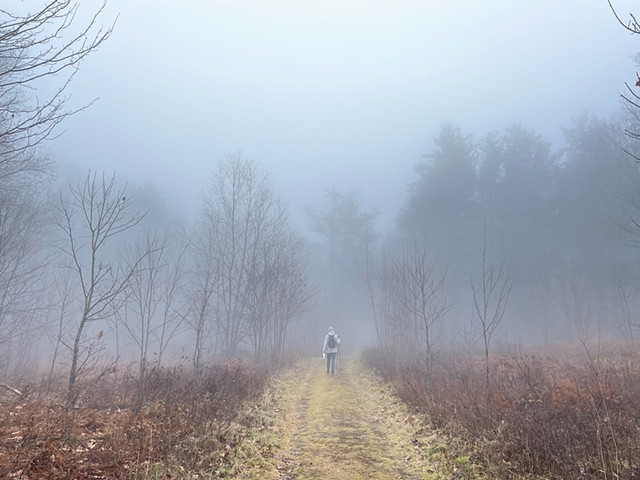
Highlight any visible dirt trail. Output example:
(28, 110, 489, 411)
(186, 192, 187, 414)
(224, 356, 478, 480)
(275, 358, 425, 479)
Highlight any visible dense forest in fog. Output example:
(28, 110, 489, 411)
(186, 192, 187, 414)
(2, 1, 640, 410)
(307, 113, 640, 350)
(5, 110, 640, 392)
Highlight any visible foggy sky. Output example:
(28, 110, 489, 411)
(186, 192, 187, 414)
(50, 0, 638, 229)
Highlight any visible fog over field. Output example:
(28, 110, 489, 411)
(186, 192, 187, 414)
(6, 3, 640, 477)
(3, 0, 640, 375)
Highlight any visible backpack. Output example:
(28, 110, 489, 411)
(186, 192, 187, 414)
(327, 333, 336, 349)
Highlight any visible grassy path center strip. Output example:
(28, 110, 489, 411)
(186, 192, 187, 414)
(231, 357, 484, 479)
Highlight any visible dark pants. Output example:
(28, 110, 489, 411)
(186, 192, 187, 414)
(326, 352, 337, 374)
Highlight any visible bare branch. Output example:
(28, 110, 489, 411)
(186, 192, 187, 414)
(608, 1, 640, 34)
(0, 1, 115, 181)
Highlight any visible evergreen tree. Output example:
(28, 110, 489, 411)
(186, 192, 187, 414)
(308, 188, 377, 332)
(397, 124, 478, 272)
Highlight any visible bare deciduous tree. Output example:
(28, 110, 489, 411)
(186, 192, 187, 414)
(55, 171, 146, 408)
(384, 239, 449, 375)
(0, 189, 48, 353)
(608, 1, 640, 35)
(363, 246, 397, 349)
(153, 232, 190, 366)
(468, 223, 514, 387)
(191, 153, 312, 365)
(46, 268, 76, 393)
(0, 0, 113, 380)
(608, 2, 640, 160)
(204, 154, 282, 357)
(121, 230, 165, 407)
(0, 1, 113, 179)
(121, 228, 189, 407)
(247, 228, 311, 363)
(188, 213, 220, 372)
(0, 184, 52, 382)
(270, 231, 312, 360)
(364, 236, 449, 376)
(243, 196, 288, 362)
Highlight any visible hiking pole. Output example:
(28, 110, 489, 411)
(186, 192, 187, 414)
(338, 337, 342, 371)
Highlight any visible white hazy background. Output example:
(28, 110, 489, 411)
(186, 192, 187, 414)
(51, 0, 638, 228)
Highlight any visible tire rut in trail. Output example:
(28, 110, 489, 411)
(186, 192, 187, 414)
(279, 359, 422, 480)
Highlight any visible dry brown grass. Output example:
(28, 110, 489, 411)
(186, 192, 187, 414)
(0, 360, 270, 479)
(363, 346, 640, 479)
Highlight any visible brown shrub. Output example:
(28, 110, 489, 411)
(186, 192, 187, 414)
(363, 346, 640, 479)
(0, 360, 270, 478)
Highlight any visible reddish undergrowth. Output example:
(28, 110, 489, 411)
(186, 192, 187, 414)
(0, 361, 269, 479)
(363, 346, 640, 479)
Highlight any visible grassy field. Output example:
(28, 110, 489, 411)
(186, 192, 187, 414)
(5, 348, 636, 479)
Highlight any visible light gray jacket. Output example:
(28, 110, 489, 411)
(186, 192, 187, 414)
(322, 331, 340, 354)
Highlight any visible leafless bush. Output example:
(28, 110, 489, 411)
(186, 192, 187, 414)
(364, 345, 640, 479)
(0, 359, 271, 478)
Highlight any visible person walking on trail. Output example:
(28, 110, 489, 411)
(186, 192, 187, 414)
(323, 327, 340, 375)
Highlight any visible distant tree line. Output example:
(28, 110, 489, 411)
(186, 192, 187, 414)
(358, 114, 640, 363)
(397, 118, 637, 280)
(293, 113, 640, 364)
